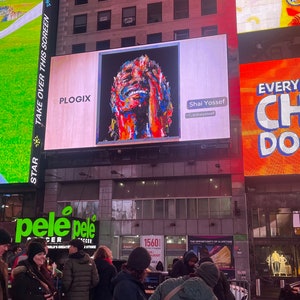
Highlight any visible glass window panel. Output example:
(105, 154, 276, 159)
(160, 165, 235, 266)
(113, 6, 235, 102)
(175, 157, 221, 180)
(148, 2, 162, 23)
(165, 199, 176, 219)
(122, 7, 136, 27)
(57, 200, 98, 219)
(98, 11, 111, 30)
(198, 198, 209, 218)
(143, 200, 153, 219)
(219, 197, 231, 217)
(135, 200, 143, 219)
(276, 208, 293, 237)
(121, 36, 136, 47)
(187, 198, 197, 219)
(174, 0, 189, 19)
(201, 0, 217, 15)
(209, 198, 220, 217)
(154, 199, 164, 219)
(147, 33, 162, 44)
(176, 199, 186, 219)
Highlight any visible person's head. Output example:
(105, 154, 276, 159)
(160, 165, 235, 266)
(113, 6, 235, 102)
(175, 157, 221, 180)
(184, 250, 198, 267)
(0, 229, 11, 257)
(126, 247, 151, 281)
(29, 238, 48, 255)
(196, 261, 220, 288)
(69, 238, 84, 254)
(93, 245, 113, 260)
(27, 242, 46, 268)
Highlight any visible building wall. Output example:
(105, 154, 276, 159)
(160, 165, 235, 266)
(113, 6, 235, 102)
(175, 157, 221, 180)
(43, 0, 249, 280)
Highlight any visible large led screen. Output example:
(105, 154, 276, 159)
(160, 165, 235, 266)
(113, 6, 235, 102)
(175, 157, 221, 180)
(240, 58, 300, 176)
(0, 1, 42, 184)
(45, 35, 230, 150)
(236, 0, 300, 33)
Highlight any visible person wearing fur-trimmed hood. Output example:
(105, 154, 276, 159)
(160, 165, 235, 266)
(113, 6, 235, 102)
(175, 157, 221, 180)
(11, 242, 57, 300)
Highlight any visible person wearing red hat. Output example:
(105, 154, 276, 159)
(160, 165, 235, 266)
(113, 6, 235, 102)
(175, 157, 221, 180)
(0, 229, 11, 300)
(112, 246, 151, 300)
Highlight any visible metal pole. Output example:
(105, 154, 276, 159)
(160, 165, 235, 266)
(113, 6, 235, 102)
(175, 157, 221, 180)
(256, 278, 261, 296)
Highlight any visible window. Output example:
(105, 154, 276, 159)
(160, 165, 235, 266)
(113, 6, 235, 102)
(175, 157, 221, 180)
(57, 201, 99, 219)
(202, 25, 218, 36)
(201, 0, 217, 16)
(73, 14, 87, 34)
(174, 0, 189, 19)
(122, 7, 136, 27)
(72, 43, 86, 53)
(121, 36, 136, 47)
(174, 29, 189, 40)
(147, 33, 162, 44)
(96, 40, 110, 50)
(97, 10, 111, 30)
(147, 2, 162, 23)
(0, 194, 23, 221)
(75, 0, 87, 4)
(112, 197, 232, 220)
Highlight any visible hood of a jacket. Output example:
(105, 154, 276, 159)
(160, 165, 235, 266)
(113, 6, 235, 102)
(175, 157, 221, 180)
(111, 270, 143, 290)
(183, 250, 198, 264)
(69, 250, 91, 264)
(12, 265, 27, 278)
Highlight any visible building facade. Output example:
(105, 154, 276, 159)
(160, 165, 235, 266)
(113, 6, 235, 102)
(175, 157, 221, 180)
(41, 0, 250, 280)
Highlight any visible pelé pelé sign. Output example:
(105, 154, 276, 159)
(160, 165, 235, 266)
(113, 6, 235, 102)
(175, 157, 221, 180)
(15, 206, 97, 243)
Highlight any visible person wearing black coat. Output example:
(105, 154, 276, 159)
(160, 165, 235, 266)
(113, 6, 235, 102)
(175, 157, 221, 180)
(112, 247, 151, 300)
(92, 245, 117, 300)
(11, 242, 57, 300)
(169, 250, 198, 278)
(199, 257, 235, 300)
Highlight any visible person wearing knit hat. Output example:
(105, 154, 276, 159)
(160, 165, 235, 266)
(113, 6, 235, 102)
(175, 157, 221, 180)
(149, 262, 218, 300)
(112, 247, 151, 300)
(69, 238, 84, 251)
(196, 261, 220, 288)
(0, 229, 11, 300)
(199, 257, 235, 300)
(62, 239, 99, 300)
(11, 242, 57, 300)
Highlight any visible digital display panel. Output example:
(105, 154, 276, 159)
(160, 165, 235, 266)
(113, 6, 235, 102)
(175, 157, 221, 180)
(240, 58, 300, 176)
(0, 1, 42, 184)
(236, 0, 300, 33)
(45, 35, 230, 150)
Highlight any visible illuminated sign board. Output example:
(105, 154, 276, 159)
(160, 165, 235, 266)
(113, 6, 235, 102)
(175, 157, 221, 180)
(0, 1, 58, 185)
(236, 0, 300, 33)
(240, 58, 300, 176)
(44, 35, 230, 150)
(15, 206, 99, 249)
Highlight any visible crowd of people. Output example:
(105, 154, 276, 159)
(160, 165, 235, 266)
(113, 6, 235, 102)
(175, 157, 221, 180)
(0, 228, 235, 300)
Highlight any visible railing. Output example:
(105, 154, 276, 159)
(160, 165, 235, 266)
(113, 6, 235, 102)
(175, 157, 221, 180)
(229, 279, 250, 300)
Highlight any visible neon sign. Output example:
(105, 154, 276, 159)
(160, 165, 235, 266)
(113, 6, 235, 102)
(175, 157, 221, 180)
(15, 206, 97, 243)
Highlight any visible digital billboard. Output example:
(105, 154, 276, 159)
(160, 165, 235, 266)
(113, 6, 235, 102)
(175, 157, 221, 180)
(0, 1, 58, 185)
(44, 35, 230, 150)
(236, 0, 300, 33)
(240, 58, 300, 176)
(0, 1, 42, 184)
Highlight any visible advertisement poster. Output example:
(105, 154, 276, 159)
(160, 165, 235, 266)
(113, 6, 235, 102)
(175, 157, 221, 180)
(236, 0, 300, 33)
(188, 236, 235, 279)
(45, 35, 229, 150)
(141, 235, 164, 270)
(240, 58, 300, 176)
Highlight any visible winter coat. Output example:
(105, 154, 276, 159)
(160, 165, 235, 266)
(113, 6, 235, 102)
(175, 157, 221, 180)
(62, 250, 99, 300)
(0, 258, 9, 300)
(112, 270, 147, 300)
(92, 258, 117, 300)
(149, 276, 218, 300)
(10, 260, 56, 300)
(213, 271, 235, 300)
(169, 251, 198, 278)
